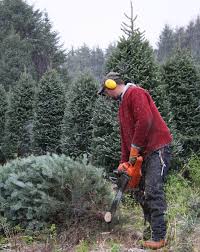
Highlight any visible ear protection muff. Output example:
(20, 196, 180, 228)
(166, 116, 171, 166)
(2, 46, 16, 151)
(104, 79, 117, 90)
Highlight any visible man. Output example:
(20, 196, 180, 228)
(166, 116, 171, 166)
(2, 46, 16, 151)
(98, 72, 172, 250)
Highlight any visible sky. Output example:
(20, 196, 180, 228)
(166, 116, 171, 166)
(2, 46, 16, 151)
(26, 0, 200, 50)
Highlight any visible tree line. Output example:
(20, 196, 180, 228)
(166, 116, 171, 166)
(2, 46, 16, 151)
(0, 0, 199, 171)
(156, 16, 200, 64)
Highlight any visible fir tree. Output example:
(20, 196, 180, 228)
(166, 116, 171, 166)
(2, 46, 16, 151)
(3, 71, 35, 159)
(0, 85, 7, 143)
(90, 96, 121, 172)
(61, 73, 98, 159)
(105, 2, 159, 95)
(156, 25, 175, 63)
(0, 154, 112, 229)
(0, 85, 7, 164)
(0, 0, 66, 86)
(66, 45, 105, 82)
(0, 31, 33, 90)
(92, 3, 161, 172)
(161, 49, 200, 157)
(156, 16, 200, 64)
(33, 69, 65, 155)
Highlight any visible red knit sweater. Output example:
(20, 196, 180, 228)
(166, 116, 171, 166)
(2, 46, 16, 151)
(118, 85, 172, 163)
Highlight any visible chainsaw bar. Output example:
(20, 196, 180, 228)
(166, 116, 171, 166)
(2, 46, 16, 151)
(104, 173, 130, 223)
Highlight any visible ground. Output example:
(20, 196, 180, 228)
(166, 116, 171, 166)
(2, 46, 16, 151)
(0, 196, 199, 251)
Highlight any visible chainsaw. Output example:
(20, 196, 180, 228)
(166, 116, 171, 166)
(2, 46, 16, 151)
(104, 156, 143, 223)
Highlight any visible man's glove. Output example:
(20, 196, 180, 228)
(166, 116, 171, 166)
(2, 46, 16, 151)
(113, 162, 130, 176)
(129, 145, 140, 165)
(118, 162, 130, 172)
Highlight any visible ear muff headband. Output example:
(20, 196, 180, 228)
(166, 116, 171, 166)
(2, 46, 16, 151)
(104, 79, 117, 90)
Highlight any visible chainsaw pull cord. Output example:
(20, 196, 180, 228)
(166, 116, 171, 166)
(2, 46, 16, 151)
(159, 149, 166, 177)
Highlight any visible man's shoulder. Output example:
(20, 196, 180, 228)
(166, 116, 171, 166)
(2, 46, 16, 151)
(127, 85, 147, 95)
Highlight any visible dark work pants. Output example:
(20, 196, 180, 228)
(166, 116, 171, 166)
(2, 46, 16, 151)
(134, 146, 171, 241)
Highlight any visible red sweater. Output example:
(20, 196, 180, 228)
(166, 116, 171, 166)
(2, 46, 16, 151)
(118, 85, 172, 163)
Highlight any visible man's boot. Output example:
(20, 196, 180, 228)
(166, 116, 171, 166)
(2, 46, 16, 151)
(143, 239, 166, 250)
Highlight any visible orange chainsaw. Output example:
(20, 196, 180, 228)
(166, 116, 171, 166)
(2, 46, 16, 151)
(104, 156, 143, 223)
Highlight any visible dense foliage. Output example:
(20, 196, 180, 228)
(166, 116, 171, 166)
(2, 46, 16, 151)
(161, 49, 200, 157)
(62, 73, 98, 159)
(90, 96, 121, 171)
(0, 0, 66, 90)
(0, 154, 113, 230)
(33, 69, 65, 155)
(66, 45, 105, 82)
(105, 4, 159, 96)
(0, 85, 7, 145)
(156, 16, 200, 64)
(3, 72, 35, 159)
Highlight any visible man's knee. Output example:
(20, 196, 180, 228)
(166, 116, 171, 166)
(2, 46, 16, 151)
(144, 184, 167, 211)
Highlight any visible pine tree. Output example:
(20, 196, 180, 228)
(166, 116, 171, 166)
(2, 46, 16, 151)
(0, 85, 7, 164)
(105, 3, 159, 95)
(66, 44, 92, 79)
(156, 16, 200, 65)
(3, 71, 35, 159)
(33, 69, 65, 155)
(61, 73, 98, 159)
(0, 0, 66, 87)
(0, 85, 7, 143)
(156, 25, 175, 63)
(90, 47, 105, 82)
(155, 72, 183, 165)
(66, 45, 105, 82)
(191, 16, 200, 62)
(90, 96, 121, 172)
(90, 3, 162, 172)
(161, 49, 200, 157)
(0, 31, 33, 90)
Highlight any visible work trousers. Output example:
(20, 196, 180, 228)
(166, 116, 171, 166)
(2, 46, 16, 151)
(135, 145, 171, 241)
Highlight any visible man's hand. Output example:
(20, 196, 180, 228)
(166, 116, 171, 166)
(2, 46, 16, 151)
(129, 145, 140, 165)
(118, 162, 130, 171)
(113, 162, 130, 176)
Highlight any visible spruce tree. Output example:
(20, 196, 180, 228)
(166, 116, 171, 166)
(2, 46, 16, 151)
(0, 85, 7, 164)
(0, 31, 33, 90)
(105, 3, 159, 95)
(156, 25, 175, 63)
(91, 3, 162, 172)
(33, 69, 65, 155)
(0, 0, 66, 86)
(156, 16, 200, 65)
(0, 85, 7, 143)
(66, 45, 105, 82)
(161, 49, 200, 157)
(90, 96, 121, 172)
(61, 73, 98, 159)
(3, 71, 35, 159)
